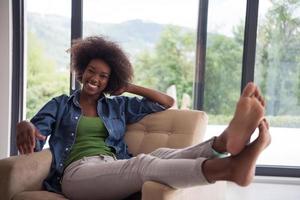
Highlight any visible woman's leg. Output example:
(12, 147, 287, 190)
(62, 154, 210, 200)
(150, 82, 265, 160)
(62, 120, 270, 200)
(149, 137, 217, 159)
(61, 82, 268, 200)
(203, 120, 271, 186)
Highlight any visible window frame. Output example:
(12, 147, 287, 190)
(195, 0, 300, 177)
(11, 0, 300, 177)
(70, 0, 82, 94)
(11, 0, 24, 156)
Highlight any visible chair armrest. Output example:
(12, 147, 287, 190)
(142, 181, 183, 200)
(0, 149, 52, 200)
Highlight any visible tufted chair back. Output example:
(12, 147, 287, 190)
(125, 109, 208, 156)
(0, 109, 226, 200)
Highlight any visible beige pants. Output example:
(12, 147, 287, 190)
(62, 138, 216, 200)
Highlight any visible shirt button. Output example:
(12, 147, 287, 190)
(65, 147, 69, 151)
(71, 133, 74, 136)
(59, 163, 63, 167)
(75, 116, 79, 120)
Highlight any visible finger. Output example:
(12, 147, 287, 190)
(30, 145, 34, 154)
(22, 142, 29, 154)
(16, 134, 21, 148)
(29, 131, 35, 146)
(22, 134, 29, 154)
(26, 134, 34, 154)
(20, 145, 26, 154)
(25, 143, 34, 154)
(17, 135, 26, 154)
(36, 132, 46, 141)
(17, 132, 24, 154)
(18, 145, 24, 154)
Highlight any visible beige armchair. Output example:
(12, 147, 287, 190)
(0, 109, 226, 200)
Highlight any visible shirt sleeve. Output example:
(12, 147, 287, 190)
(30, 95, 65, 151)
(123, 96, 166, 124)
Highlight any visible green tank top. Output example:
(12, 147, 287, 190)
(64, 116, 115, 168)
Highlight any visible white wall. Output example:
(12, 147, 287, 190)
(0, 0, 12, 159)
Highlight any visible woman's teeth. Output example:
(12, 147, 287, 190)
(87, 82, 98, 89)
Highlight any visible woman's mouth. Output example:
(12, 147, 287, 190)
(87, 82, 99, 89)
(85, 81, 100, 92)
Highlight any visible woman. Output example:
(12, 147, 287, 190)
(16, 36, 270, 200)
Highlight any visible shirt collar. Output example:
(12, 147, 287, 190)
(68, 90, 108, 107)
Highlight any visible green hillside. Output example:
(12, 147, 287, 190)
(27, 12, 168, 70)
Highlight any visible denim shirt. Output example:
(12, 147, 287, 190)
(30, 90, 166, 193)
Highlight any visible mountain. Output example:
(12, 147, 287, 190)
(27, 13, 167, 70)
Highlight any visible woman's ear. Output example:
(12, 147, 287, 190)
(75, 71, 83, 83)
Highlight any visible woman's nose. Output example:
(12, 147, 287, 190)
(89, 75, 99, 83)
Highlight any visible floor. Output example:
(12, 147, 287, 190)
(225, 176, 300, 200)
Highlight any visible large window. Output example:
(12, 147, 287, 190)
(203, 0, 300, 171)
(204, 0, 246, 136)
(25, 0, 71, 119)
(83, 0, 199, 109)
(255, 0, 300, 166)
(13, 0, 300, 176)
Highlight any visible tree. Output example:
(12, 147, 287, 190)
(204, 33, 242, 115)
(255, 0, 300, 116)
(134, 25, 242, 115)
(134, 25, 195, 107)
(26, 32, 69, 118)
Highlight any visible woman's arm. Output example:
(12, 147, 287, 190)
(113, 83, 175, 109)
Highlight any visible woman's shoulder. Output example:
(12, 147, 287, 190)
(106, 95, 139, 104)
(53, 93, 70, 100)
(49, 93, 71, 105)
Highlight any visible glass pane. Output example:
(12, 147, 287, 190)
(204, 0, 246, 138)
(25, 0, 70, 119)
(83, 0, 199, 109)
(255, 0, 300, 166)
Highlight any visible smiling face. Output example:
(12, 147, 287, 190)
(81, 59, 111, 97)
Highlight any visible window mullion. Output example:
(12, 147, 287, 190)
(241, 0, 259, 92)
(70, 0, 82, 94)
(11, 0, 25, 156)
(193, 0, 209, 110)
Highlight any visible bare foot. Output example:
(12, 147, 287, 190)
(214, 82, 265, 155)
(228, 120, 271, 186)
(203, 120, 271, 186)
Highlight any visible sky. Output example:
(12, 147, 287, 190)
(26, 0, 272, 35)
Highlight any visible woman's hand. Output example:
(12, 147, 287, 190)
(111, 86, 128, 96)
(16, 121, 46, 154)
(111, 83, 132, 96)
(125, 83, 175, 109)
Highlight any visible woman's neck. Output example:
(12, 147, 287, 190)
(79, 91, 101, 117)
(79, 91, 101, 105)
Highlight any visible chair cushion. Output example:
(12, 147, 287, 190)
(125, 109, 207, 156)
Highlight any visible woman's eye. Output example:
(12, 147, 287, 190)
(100, 75, 109, 79)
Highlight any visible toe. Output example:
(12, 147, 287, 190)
(242, 82, 257, 97)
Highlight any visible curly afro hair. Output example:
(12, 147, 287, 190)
(70, 36, 133, 94)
